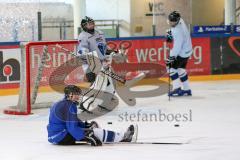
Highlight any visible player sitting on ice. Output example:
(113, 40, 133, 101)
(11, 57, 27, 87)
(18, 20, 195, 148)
(165, 11, 193, 97)
(47, 85, 137, 146)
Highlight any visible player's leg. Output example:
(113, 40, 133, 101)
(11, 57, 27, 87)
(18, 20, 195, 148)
(58, 133, 76, 145)
(178, 68, 192, 95)
(168, 58, 182, 96)
(93, 128, 124, 143)
(80, 71, 108, 112)
(177, 57, 192, 96)
(92, 125, 137, 143)
(86, 71, 96, 84)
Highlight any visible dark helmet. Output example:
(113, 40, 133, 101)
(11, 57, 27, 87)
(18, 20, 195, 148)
(64, 85, 82, 98)
(168, 11, 181, 23)
(81, 16, 95, 33)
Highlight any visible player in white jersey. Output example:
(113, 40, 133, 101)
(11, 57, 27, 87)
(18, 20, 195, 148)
(77, 17, 126, 112)
(166, 11, 192, 96)
(77, 16, 115, 83)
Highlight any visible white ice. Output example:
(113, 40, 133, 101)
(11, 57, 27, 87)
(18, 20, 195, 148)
(0, 80, 240, 160)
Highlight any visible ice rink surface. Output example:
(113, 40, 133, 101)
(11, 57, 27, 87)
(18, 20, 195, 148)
(0, 80, 240, 160)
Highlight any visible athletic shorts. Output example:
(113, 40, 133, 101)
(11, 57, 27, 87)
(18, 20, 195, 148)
(171, 56, 189, 69)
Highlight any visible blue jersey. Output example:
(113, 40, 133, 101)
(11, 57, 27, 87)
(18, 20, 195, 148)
(47, 98, 86, 144)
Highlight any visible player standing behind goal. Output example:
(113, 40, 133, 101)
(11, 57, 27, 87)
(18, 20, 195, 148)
(77, 16, 117, 83)
(47, 85, 137, 146)
(165, 11, 193, 97)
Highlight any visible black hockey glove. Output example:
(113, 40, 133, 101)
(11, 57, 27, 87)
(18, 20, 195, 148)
(84, 129, 102, 146)
(165, 56, 176, 67)
(85, 121, 99, 129)
(166, 29, 173, 43)
(106, 49, 118, 55)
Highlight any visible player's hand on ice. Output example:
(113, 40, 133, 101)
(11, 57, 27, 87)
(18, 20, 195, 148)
(84, 129, 102, 146)
(85, 121, 99, 129)
(165, 56, 176, 67)
(166, 29, 173, 43)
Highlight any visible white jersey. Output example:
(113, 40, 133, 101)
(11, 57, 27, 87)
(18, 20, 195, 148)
(170, 18, 193, 58)
(77, 29, 107, 60)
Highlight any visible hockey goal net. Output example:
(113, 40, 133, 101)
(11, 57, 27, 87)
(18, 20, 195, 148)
(4, 40, 86, 115)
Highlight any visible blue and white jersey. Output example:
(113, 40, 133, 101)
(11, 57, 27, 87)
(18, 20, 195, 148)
(170, 18, 193, 58)
(77, 29, 107, 61)
(47, 98, 85, 144)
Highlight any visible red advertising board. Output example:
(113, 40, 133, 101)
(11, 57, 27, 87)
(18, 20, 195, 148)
(0, 37, 211, 90)
(0, 44, 21, 89)
(109, 37, 211, 77)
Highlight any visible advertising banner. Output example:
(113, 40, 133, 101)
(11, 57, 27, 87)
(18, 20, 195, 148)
(193, 25, 231, 34)
(211, 36, 240, 74)
(109, 37, 211, 78)
(0, 43, 21, 89)
(234, 25, 240, 33)
(0, 37, 212, 90)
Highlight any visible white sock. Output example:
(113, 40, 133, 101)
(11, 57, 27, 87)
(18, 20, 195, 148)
(172, 78, 181, 90)
(93, 128, 124, 143)
(182, 80, 190, 90)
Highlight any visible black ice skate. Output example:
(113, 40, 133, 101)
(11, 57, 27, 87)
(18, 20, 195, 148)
(121, 125, 138, 142)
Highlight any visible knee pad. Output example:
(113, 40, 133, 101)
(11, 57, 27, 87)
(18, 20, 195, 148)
(169, 68, 179, 80)
(177, 68, 187, 78)
(169, 68, 178, 75)
(178, 68, 188, 82)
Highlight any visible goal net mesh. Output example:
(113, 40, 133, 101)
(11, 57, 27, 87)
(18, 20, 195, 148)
(4, 41, 85, 115)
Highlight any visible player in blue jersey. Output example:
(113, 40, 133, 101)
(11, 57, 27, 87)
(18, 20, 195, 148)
(47, 85, 137, 146)
(166, 11, 193, 96)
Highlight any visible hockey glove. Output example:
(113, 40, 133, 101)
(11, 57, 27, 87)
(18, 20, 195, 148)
(166, 29, 173, 43)
(85, 121, 99, 129)
(85, 129, 102, 146)
(106, 49, 118, 55)
(77, 48, 89, 63)
(165, 56, 176, 67)
(112, 52, 127, 63)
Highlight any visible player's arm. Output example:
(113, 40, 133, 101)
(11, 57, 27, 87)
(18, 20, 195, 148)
(170, 29, 183, 57)
(105, 46, 127, 64)
(165, 29, 183, 66)
(106, 47, 118, 55)
(77, 35, 90, 55)
(65, 103, 85, 141)
(66, 103, 102, 146)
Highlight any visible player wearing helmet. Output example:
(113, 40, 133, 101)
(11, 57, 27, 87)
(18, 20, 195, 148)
(77, 16, 110, 83)
(47, 85, 137, 146)
(165, 11, 193, 97)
